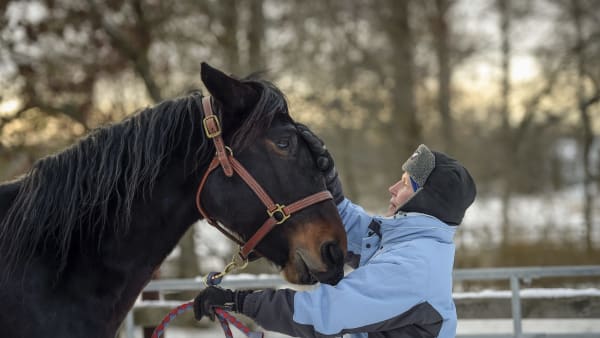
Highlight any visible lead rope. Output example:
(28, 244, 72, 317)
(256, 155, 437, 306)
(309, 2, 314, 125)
(150, 301, 263, 338)
(151, 255, 263, 338)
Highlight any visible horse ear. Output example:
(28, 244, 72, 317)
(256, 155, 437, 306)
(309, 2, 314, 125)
(201, 62, 259, 114)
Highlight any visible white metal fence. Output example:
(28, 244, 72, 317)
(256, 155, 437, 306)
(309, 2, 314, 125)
(123, 265, 600, 338)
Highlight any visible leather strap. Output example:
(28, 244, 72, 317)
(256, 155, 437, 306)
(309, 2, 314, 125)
(202, 97, 233, 177)
(239, 191, 332, 258)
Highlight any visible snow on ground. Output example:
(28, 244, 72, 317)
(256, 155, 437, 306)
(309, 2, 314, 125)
(459, 185, 599, 246)
(123, 319, 600, 338)
(457, 319, 600, 334)
(453, 287, 600, 299)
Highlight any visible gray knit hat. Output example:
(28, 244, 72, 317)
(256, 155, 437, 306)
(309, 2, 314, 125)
(402, 144, 435, 188)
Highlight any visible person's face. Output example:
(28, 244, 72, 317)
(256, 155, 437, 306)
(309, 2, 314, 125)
(386, 172, 416, 216)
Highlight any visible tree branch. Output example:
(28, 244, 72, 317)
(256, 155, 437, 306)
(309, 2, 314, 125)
(0, 105, 31, 131)
(86, 0, 162, 102)
(581, 91, 600, 109)
(513, 56, 566, 144)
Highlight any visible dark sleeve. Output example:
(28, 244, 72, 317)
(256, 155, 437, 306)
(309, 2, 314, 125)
(241, 289, 336, 338)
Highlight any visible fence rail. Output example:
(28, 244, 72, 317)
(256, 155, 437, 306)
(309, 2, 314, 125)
(123, 265, 600, 338)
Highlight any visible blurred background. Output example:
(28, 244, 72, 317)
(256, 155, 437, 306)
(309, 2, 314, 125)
(0, 0, 599, 285)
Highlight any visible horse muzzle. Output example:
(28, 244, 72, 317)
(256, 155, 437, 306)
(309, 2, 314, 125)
(285, 238, 346, 285)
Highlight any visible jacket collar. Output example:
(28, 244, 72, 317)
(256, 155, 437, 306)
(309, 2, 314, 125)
(379, 212, 456, 245)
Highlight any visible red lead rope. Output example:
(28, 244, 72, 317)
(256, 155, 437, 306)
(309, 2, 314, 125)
(151, 301, 263, 338)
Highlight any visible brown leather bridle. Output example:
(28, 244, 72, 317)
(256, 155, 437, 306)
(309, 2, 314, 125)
(195, 97, 333, 260)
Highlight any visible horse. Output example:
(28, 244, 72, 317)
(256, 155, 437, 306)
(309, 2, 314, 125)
(0, 63, 347, 338)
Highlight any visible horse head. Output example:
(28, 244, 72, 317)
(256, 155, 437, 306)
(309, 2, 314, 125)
(197, 63, 347, 285)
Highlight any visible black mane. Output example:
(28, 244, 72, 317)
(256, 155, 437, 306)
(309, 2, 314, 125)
(0, 78, 288, 278)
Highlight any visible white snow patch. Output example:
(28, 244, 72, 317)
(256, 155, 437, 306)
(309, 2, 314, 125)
(454, 288, 600, 299)
(459, 184, 600, 245)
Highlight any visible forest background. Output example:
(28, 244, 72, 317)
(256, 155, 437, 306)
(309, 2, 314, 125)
(1, 0, 599, 288)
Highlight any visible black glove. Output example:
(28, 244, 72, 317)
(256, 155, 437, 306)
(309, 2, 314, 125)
(193, 286, 254, 321)
(297, 124, 344, 204)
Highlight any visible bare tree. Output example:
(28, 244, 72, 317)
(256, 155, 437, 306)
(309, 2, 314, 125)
(429, 0, 455, 153)
(570, 0, 599, 252)
(247, 0, 265, 71)
(497, 0, 514, 248)
(378, 0, 422, 179)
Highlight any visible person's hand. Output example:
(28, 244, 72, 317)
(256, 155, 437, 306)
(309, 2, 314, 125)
(193, 286, 253, 321)
(297, 124, 344, 204)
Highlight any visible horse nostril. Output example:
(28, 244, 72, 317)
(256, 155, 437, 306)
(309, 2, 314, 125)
(321, 241, 344, 267)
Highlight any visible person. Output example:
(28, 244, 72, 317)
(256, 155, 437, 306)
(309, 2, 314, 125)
(193, 126, 476, 338)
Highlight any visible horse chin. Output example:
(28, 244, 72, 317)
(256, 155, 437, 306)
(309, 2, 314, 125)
(282, 250, 343, 285)
(296, 251, 320, 284)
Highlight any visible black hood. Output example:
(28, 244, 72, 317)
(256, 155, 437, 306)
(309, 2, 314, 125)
(398, 151, 476, 225)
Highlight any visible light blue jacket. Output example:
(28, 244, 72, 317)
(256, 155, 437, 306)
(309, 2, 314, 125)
(243, 198, 458, 338)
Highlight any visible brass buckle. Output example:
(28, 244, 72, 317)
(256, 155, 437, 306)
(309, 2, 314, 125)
(203, 115, 221, 138)
(267, 204, 290, 224)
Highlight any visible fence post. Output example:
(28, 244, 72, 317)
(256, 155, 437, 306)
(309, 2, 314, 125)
(125, 311, 135, 338)
(143, 269, 162, 338)
(510, 275, 522, 337)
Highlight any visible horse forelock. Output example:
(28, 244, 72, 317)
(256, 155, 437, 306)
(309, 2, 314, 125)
(229, 78, 290, 151)
(0, 91, 212, 278)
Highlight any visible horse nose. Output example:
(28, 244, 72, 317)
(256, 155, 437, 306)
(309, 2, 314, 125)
(321, 241, 344, 267)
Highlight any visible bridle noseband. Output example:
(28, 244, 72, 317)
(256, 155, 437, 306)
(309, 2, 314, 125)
(195, 97, 333, 260)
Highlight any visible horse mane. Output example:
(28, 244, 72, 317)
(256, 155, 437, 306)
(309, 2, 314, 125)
(0, 77, 289, 279)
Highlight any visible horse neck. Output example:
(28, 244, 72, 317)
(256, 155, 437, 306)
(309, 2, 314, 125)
(4, 131, 213, 338)
(90, 130, 214, 335)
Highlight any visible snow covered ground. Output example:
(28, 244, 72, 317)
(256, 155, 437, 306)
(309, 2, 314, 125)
(453, 287, 600, 298)
(459, 185, 600, 246)
(123, 319, 600, 338)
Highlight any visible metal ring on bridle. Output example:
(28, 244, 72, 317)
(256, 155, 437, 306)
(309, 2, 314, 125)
(267, 204, 290, 224)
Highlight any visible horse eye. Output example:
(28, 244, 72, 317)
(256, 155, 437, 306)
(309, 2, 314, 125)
(276, 139, 290, 149)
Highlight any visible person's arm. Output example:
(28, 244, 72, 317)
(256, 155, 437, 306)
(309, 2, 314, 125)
(336, 198, 376, 258)
(241, 252, 442, 338)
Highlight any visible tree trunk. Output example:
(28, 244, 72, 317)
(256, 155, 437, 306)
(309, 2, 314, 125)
(383, 0, 420, 179)
(339, 127, 360, 202)
(432, 0, 454, 153)
(87, 0, 163, 102)
(221, 0, 241, 74)
(498, 0, 513, 248)
(247, 0, 265, 71)
(571, 0, 595, 252)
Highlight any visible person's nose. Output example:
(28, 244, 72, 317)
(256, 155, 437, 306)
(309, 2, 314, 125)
(389, 182, 400, 195)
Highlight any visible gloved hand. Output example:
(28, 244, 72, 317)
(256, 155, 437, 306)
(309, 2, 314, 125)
(297, 124, 344, 204)
(193, 286, 254, 321)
